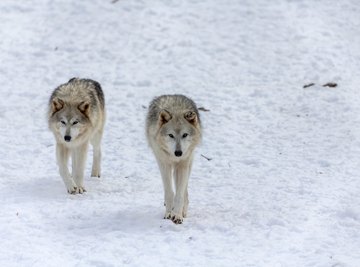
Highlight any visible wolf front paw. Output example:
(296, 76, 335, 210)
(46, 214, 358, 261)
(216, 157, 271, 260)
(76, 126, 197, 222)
(67, 186, 86, 194)
(77, 186, 86, 194)
(171, 213, 183, 224)
(67, 186, 78, 194)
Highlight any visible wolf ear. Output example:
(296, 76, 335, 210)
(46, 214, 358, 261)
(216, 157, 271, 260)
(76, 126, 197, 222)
(51, 98, 64, 114)
(78, 101, 90, 116)
(184, 111, 197, 125)
(159, 109, 172, 126)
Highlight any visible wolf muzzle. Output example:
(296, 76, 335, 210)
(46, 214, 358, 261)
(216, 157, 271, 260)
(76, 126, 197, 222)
(64, 135, 71, 142)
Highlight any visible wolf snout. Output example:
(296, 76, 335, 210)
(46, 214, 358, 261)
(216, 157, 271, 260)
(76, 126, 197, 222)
(174, 150, 183, 157)
(64, 135, 71, 142)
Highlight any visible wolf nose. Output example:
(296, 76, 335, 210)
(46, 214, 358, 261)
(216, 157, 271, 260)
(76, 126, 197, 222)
(64, 135, 71, 142)
(175, 150, 182, 157)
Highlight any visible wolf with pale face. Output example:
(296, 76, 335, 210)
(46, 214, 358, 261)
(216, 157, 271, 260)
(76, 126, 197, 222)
(48, 78, 105, 194)
(146, 94, 202, 224)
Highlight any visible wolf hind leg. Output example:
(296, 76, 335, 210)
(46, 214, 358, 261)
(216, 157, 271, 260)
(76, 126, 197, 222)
(90, 130, 103, 178)
(182, 187, 189, 218)
(182, 160, 193, 218)
(72, 143, 89, 193)
(56, 143, 77, 194)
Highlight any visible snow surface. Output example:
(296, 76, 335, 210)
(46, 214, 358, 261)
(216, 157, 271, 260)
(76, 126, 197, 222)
(1, 0, 360, 266)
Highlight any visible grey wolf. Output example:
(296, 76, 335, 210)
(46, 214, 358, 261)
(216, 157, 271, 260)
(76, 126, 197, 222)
(146, 95, 202, 224)
(48, 78, 105, 194)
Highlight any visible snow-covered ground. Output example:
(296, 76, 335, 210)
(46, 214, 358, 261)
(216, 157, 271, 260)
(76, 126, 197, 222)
(1, 0, 360, 266)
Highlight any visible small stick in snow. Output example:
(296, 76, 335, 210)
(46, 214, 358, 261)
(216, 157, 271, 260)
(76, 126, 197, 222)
(323, 82, 337, 88)
(198, 107, 210, 112)
(201, 154, 212, 161)
(111, 0, 119, 3)
(303, 83, 315, 88)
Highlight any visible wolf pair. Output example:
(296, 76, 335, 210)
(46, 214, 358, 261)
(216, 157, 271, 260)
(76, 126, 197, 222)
(48, 78, 202, 224)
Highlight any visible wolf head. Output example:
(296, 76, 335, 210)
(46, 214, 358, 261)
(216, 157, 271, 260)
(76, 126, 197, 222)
(157, 109, 201, 159)
(49, 98, 91, 145)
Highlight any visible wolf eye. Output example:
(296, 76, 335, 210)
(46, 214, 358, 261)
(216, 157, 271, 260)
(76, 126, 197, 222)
(168, 134, 174, 138)
(61, 120, 66, 125)
(182, 133, 188, 138)
(72, 121, 78, 125)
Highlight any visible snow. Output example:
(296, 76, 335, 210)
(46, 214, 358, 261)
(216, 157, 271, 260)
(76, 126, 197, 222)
(1, 0, 360, 266)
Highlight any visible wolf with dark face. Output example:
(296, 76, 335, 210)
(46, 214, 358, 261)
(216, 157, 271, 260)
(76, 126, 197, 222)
(48, 78, 105, 194)
(146, 95, 202, 224)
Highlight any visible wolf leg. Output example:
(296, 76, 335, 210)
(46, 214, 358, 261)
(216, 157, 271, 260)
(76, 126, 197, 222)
(157, 159, 174, 219)
(91, 130, 103, 178)
(56, 143, 77, 194)
(182, 187, 189, 218)
(172, 158, 192, 224)
(182, 159, 193, 218)
(72, 143, 88, 193)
